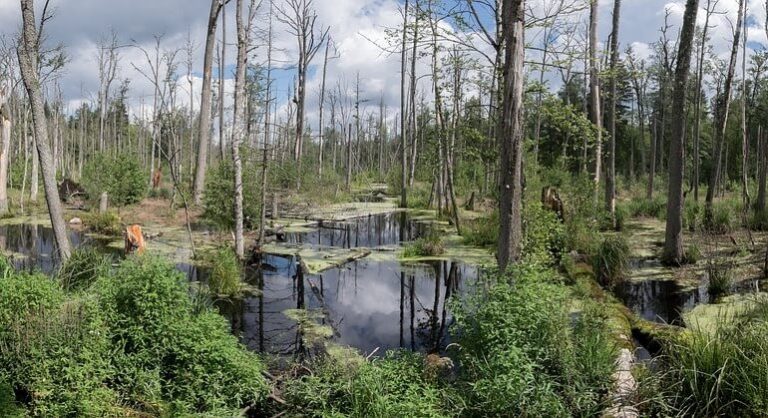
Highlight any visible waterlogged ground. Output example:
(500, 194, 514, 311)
(618, 218, 768, 326)
(0, 201, 493, 357)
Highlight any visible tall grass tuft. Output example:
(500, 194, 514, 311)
(403, 231, 445, 258)
(592, 235, 630, 287)
(707, 259, 733, 297)
(58, 248, 112, 292)
(205, 247, 243, 297)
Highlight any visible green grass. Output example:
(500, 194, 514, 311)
(57, 248, 112, 292)
(403, 232, 445, 258)
(204, 246, 243, 297)
(83, 210, 122, 236)
(592, 235, 630, 287)
(707, 259, 734, 297)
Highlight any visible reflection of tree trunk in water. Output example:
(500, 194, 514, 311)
(431, 262, 441, 351)
(295, 259, 306, 358)
(258, 268, 265, 352)
(400, 271, 405, 348)
(399, 211, 407, 244)
(410, 275, 415, 351)
(436, 262, 457, 352)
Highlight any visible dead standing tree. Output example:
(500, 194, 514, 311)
(276, 0, 329, 191)
(17, 0, 71, 261)
(231, 0, 259, 259)
(193, 0, 230, 206)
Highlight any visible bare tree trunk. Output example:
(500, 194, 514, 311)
(663, 0, 698, 264)
(400, 0, 409, 208)
(497, 0, 525, 269)
(232, 0, 256, 259)
(693, 0, 715, 202)
(589, 0, 602, 203)
(30, 133, 37, 202)
(318, 37, 330, 177)
(741, 1, 750, 212)
(17, 0, 71, 260)
(0, 89, 11, 214)
(193, 0, 226, 205)
(706, 0, 744, 220)
(605, 0, 621, 222)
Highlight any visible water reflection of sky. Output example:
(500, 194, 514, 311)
(222, 256, 478, 356)
(0, 215, 481, 356)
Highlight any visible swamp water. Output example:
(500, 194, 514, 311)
(617, 257, 768, 325)
(2, 213, 482, 356)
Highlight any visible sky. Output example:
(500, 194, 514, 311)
(1, 0, 767, 131)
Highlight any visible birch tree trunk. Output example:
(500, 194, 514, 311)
(605, 0, 621, 222)
(589, 0, 602, 203)
(17, 0, 71, 261)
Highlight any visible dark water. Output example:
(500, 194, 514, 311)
(616, 264, 768, 325)
(283, 211, 428, 248)
(216, 256, 478, 355)
(1, 213, 479, 356)
(0, 224, 90, 273)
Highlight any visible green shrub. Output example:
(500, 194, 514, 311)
(202, 159, 261, 230)
(684, 243, 701, 265)
(625, 196, 666, 219)
(83, 210, 122, 236)
(403, 232, 445, 258)
(462, 211, 498, 247)
(204, 247, 243, 297)
(707, 259, 733, 297)
(684, 201, 701, 231)
(95, 256, 268, 414)
(82, 152, 146, 207)
(451, 265, 616, 416)
(58, 248, 112, 292)
(705, 199, 740, 234)
(592, 235, 630, 287)
(523, 202, 566, 266)
(283, 351, 453, 417)
(0, 273, 118, 416)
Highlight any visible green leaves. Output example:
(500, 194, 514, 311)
(82, 152, 147, 207)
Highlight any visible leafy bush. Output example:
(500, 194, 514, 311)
(83, 210, 122, 236)
(403, 232, 445, 258)
(451, 265, 616, 416)
(95, 256, 268, 414)
(462, 211, 498, 247)
(523, 202, 566, 266)
(625, 196, 666, 219)
(202, 159, 260, 230)
(58, 247, 112, 292)
(203, 247, 243, 297)
(0, 254, 269, 416)
(705, 199, 740, 234)
(592, 235, 630, 287)
(0, 273, 118, 416)
(684, 201, 701, 231)
(283, 351, 453, 417)
(82, 152, 146, 207)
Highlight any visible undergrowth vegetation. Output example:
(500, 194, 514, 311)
(0, 255, 268, 416)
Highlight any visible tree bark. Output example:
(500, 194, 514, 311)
(400, 0, 409, 209)
(193, 0, 226, 206)
(497, 0, 525, 270)
(663, 0, 699, 264)
(706, 0, 744, 221)
(589, 0, 602, 203)
(17, 0, 72, 261)
(604, 0, 621, 222)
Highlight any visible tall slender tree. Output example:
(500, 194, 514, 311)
(497, 0, 525, 269)
(17, 0, 71, 260)
(663, 0, 699, 264)
(193, 0, 229, 206)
